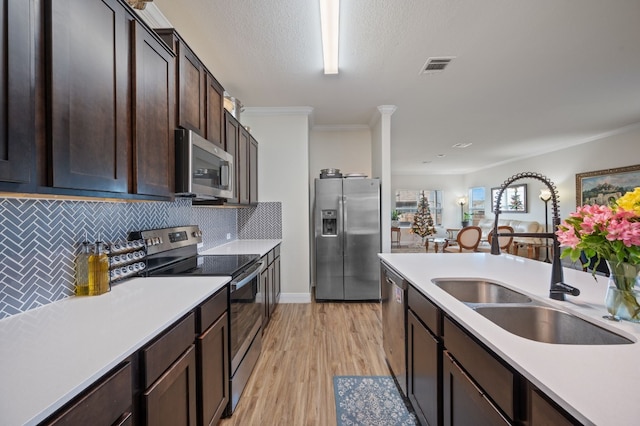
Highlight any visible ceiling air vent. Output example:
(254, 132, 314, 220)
(420, 57, 456, 74)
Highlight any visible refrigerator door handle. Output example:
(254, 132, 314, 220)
(342, 195, 348, 253)
(338, 195, 345, 255)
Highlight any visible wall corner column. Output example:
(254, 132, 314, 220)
(371, 105, 397, 253)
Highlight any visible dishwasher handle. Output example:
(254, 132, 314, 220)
(382, 263, 406, 290)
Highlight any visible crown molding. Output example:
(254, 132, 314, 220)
(312, 124, 370, 132)
(132, 3, 172, 28)
(242, 106, 314, 117)
(369, 105, 397, 126)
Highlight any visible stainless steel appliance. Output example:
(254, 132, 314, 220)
(381, 261, 407, 396)
(128, 225, 262, 415)
(175, 128, 234, 200)
(314, 177, 381, 300)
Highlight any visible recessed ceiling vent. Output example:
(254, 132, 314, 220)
(420, 57, 456, 74)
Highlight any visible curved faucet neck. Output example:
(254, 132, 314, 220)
(490, 172, 572, 300)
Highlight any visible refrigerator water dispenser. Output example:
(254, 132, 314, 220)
(321, 210, 337, 236)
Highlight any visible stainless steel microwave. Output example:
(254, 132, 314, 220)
(175, 128, 234, 200)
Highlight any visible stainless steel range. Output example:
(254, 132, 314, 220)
(129, 225, 263, 415)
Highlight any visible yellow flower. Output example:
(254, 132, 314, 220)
(617, 187, 640, 215)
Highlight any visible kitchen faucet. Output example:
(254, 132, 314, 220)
(490, 172, 580, 301)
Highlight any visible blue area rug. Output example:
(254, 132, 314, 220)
(333, 376, 418, 425)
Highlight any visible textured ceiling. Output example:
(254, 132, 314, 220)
(152, 0, 640, 175)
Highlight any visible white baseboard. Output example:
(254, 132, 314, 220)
(279, 292, 311, 303)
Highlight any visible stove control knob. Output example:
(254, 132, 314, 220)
(145, 238, 152, 246)
(158, 237, 163, 244)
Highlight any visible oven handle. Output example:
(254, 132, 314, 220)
(230, 261, 265, 292)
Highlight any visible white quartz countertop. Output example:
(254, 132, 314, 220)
(201, 239, 281, 257)
(0, 276, 230, 426)
(378, 253, 640, 426)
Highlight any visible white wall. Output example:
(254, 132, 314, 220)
(309, 127, 372, 179)
(392, 123, 640, 238)
(242, 108, 313, 302)
(464, 123, 640, 224)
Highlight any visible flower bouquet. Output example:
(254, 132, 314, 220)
(556, 187, 640, 321)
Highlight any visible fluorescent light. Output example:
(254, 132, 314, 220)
(319, 0, 339, 74)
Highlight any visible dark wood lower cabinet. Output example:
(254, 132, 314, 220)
(260, 255, 270, 330)
(442, 351, 510, 426)
(529, 387, 580, 426)
(198, 312, 230, 426)
(144, 345, 197, 426)
(407, 310, 440, 426)
(44, 361, 133, 426)
(261, 247, 281, 331)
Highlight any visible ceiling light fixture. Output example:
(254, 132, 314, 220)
(319, 0, 340, 74)
(452, 142, 472, 149)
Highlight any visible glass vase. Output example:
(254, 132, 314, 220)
(604, 260, 640, 322)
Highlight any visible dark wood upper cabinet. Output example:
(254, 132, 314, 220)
(206, 72, 224, 149)
(132, 20, 175, 198)
(249, 136, 258, 204)
(47, 0, 130, 193)
(238, 125, 250, 205)
(0, 0, 35, 185)
(177, 41, 206, 135)
(155, 29, 225, 149)
(224, 110, 240, 204)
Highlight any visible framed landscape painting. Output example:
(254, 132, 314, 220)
(491, 184, 527, 213)
(576, 164, 640, 207)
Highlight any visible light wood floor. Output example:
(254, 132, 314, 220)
(219, 302, 390, 425)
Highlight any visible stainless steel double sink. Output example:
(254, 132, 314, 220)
(432, 279, 633, 345)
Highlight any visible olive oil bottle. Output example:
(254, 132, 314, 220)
(75, 239, 92, 296)
(88, 238, 110, 295)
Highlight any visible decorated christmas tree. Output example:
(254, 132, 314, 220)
(411, 191, 436, 238)
(509, 188, 524, 211)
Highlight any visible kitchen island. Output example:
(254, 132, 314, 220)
(379, 252, 640, 425)
(0, 276, 229, 425)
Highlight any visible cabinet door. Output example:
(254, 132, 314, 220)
(408, 310, 440, 426)
(0, 0, 34, 185)
(268, 262, 276, 317)
(224, 111, 239, 203)
(45, 361, 132, 426)
(274, 255, 281, 304)
(260, 259, 270, 331)
(132, 21, 175, 198)
(442, 352, 509, 426)
(198, 312, 229, 426)
(206, 72, 224, 149)
(530, 388, 578, 426)
(48, 0, 129, 193)
(144, 345, 197, 426)
(238, 126, 250, 204)
(249, 136, 259, 204)
(177, 43, 205, 135)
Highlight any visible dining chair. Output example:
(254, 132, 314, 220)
(478, 226, 514, 253)
(443, 226, 482, 253)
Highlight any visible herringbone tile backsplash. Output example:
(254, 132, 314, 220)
(0, 198, 281, 319)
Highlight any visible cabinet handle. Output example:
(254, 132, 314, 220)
(113, 411, 132, 426)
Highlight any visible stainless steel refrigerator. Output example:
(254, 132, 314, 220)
(314, 178, 381, 300)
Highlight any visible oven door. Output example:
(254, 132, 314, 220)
(230, 261, 264, 374)
(175, 128, 234, 199)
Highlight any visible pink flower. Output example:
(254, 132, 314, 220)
(556, 222, 580, 248)
(557, 191, 640, 265)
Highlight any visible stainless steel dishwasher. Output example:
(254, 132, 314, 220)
(381, 262, 407, 396)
